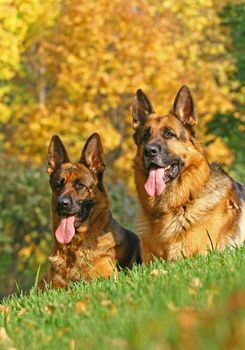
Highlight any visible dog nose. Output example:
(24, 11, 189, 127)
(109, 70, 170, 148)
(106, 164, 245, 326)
(144, 144, 160, 158)
(57, 197, 72, 209)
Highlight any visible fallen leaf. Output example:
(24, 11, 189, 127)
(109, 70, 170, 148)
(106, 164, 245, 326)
(17, 309, 26, 318)
(101, 299, 112, 307)
(0, 306, 8, 314)
(110, 305, 118, 317)
(178, 309, 199, 350)
(228, 290, 245, 312)
(104, 336, 129, 350)
(150, 269, 159, 277)
(75, 300, 88, 314)
(167, 303, 179, 311)
(189, 288, 198, 297)
(190, 277, 202, 289)
(44, 304, 56, 315)
(70, 339, 76, 350)
(178, 308, 199, 330)
(125, 294, 134, 304)
(0, 327, 17, 350)
(27, 321, 33, 330)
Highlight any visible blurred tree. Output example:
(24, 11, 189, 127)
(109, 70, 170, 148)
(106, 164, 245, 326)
(208, 2, 245, 181)
(0, 0, 241, 188)
(0, 0, 60, 158)
(0, 158, 51, 295)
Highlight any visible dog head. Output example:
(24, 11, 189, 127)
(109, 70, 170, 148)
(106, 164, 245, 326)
(47, 133, 107, 244)
(132, 86, 206, 197)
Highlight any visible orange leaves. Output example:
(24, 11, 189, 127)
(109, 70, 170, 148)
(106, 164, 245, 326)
(0, 327, 16, 350)
(74, 300, 88, 314)
(150, 268, 168, 277)
(0, 0, 240, 186)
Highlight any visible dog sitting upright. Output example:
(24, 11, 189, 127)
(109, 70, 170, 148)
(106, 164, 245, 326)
(132, 86, 245, 262)
(39, 133, 141, 289)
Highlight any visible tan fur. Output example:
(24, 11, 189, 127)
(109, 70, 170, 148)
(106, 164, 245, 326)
(39, 134, 141, 289)
(133, 88, 245, 262)
(39, 164, 118, 288)
(42, 224, 119, 288)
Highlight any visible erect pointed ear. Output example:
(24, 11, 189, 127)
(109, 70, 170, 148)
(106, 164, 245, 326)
(80, 133, 106, 181)
(132, 89, 155, 129)
(170, 86, 197, 127)
(47, 135, 70, 176)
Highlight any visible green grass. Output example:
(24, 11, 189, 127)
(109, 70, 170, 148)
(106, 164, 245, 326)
(1, 246, 245, 350)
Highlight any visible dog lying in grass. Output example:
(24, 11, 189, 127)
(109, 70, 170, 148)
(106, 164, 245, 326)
(39, 133, 141, 288)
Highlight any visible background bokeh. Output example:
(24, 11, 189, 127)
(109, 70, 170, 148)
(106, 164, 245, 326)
(0, 0, 244, 297)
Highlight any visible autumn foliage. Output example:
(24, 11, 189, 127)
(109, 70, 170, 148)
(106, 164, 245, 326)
(1, 0, 243, 178)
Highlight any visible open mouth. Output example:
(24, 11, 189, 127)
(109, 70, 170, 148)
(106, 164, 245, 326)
(74, 215, 82, 227)
(55, 213, 85, 244)
(144, 163, 180, 197)
(55, 200, 95, 244)
(55, 214, 76, 245)
(161, 163, 179, 179)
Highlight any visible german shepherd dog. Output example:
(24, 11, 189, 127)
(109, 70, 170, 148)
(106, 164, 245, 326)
(39, 133, 141, 288)
(132, 86, 245, 262)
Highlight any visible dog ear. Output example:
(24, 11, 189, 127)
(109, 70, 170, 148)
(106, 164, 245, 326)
(170, 86, 197, 127)
(132, 89, 155, 129)
(80, 133, 106, 181)
(47, 135, 70, 175)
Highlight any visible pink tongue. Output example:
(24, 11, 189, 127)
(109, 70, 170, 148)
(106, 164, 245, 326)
(55, 216, 75, 244)
(144, 168, 166, 197)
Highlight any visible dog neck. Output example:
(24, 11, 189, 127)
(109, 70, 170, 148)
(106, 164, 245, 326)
(75, 199, 110, 234)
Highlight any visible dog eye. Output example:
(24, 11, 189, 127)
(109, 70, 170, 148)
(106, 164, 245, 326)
(163, 129, 176, 139)
(55, 178, 65, 190)
(75, 181, 85, 190)
(142, 127, 151, 143)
